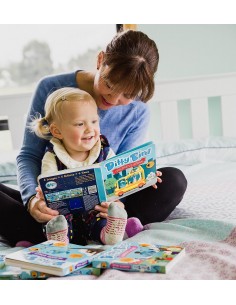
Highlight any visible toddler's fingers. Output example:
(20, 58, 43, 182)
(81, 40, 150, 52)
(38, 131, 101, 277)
(98, 212, 108, 219)
(100, 202, 110, 208)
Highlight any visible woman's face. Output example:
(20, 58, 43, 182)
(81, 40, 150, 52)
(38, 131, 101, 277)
(93, 53, 134, 110)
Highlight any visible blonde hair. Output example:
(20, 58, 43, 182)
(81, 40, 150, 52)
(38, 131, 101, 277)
(30, 87, 96, 140)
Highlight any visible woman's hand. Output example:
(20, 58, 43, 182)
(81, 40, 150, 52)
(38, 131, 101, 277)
(28, 196, 59, 223)
(94, 200, 124, 219)
(152, 170, 162, 189)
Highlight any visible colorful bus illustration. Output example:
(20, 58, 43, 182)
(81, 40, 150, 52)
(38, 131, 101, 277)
(114, 166, 146, 197)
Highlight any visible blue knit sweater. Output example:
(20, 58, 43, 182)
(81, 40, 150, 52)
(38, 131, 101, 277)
(16, 71, 150, 205)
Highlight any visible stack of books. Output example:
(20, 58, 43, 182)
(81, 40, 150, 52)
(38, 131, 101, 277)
(3, 240, 185, 278)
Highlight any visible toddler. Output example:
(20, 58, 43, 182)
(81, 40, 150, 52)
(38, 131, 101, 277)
(30, 87, 143, 245)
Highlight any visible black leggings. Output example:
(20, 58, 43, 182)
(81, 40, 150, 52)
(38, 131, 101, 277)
(0, 167, 187, 246)
(0, 183, 45, 246)
(125, 167, 187, 225)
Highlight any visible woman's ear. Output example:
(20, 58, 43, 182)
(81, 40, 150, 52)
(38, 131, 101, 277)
(50, 123, 63, 140)
(97, 51, 104, 70)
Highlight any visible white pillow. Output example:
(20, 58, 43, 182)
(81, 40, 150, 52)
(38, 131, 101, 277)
(155, 137, 236, 166)
(205, 137, 236, 162)
(156, 138, 206, 166)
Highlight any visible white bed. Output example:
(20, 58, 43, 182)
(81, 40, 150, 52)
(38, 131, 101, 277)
(1, 72, 236, 279)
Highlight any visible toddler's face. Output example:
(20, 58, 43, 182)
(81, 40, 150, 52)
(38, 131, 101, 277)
(57, 100, 100, 154)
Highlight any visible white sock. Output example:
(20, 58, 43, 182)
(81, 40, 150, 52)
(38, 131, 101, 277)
(100, 202, 127, 245)
(46, 215, 69, 244)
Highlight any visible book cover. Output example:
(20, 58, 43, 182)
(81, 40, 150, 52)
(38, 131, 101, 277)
(66, 264, 101, 276)
(0, 254, 49, 280)
(92, 242, 185, 274)
(38, 141, 157, 216)
(5, 240, 105, 277)
(100, 141, 157, 201)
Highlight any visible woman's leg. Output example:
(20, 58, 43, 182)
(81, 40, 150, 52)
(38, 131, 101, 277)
(0, 183, 22, 202)
(124, 167, 187, 225)
(0, 183, 46, 246)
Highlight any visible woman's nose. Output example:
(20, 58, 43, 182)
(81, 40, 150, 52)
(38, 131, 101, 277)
(107, 93, 122, 105)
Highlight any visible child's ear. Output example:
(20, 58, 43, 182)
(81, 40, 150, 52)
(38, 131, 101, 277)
(50, 123, 63, 140)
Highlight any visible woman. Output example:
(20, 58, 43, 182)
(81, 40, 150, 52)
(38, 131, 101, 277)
(0, 29, 187, 246)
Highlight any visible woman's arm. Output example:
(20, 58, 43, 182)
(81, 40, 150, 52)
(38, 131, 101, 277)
(16, 78, 49, 205)
(28, 151, 60, 223)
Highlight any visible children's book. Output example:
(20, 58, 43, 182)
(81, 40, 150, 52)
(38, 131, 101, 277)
(0, 254, 49, 280)
(92, 242, 185, 274)
(4, 240, 105, 277)
(38, 141, 157, 216)
(66, 264, 101, 276)
(1, 254, 100, 279)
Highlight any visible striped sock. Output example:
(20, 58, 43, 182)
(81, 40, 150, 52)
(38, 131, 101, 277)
(46, 215, 69, 244)
(100, 202, 127, 245)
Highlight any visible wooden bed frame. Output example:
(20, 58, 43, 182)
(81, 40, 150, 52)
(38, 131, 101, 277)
(148, 72, 236, 144)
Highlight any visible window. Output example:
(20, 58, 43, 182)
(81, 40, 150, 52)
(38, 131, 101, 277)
(0, 24, 116, 91)
(0, 24, 116, 152)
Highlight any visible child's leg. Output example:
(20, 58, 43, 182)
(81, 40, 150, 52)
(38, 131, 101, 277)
(45, 215, 69, 244)
(100, 202, 127, 245)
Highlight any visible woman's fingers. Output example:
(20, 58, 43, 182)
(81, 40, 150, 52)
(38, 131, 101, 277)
(37, 202, 58, 216)
(31, 199, 58, 223)
(156, 171, 162, 183)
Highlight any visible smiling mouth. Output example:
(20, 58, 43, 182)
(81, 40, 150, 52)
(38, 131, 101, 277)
(101, 96, 114, 107)
(82, 136, 94, 141)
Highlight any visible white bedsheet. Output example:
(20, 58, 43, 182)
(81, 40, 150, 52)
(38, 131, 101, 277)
(167, 161, 236, 221)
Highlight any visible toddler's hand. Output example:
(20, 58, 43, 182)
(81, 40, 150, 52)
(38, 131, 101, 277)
(94, 202, 110, 219)
(94, 200, 124, 219)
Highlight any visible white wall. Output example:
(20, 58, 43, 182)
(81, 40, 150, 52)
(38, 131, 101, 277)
(139, 25, 236, 80)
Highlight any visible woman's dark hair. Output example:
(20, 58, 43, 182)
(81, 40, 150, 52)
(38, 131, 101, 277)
(102, 30, 159, 102)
